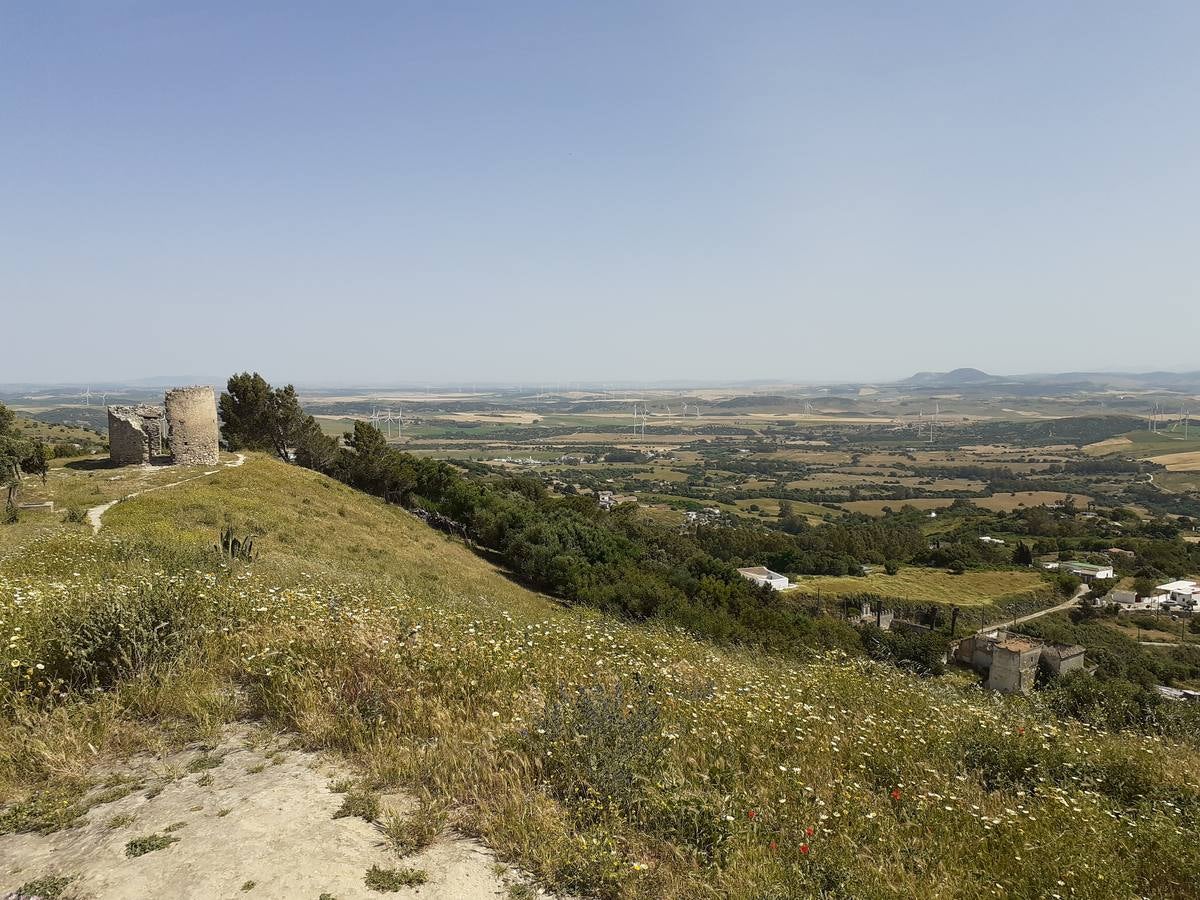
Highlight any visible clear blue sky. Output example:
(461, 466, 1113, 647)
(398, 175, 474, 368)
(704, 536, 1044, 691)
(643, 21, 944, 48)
(3, 2, 1198, 385)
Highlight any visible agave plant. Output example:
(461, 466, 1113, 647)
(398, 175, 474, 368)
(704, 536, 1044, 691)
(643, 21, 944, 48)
(216, 525, 257, 562)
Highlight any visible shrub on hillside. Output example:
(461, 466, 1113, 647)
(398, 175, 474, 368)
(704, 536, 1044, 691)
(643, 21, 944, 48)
(532, 680, 666, 820)
(6, 583, 206, 699)
(859, 624, 946, 676)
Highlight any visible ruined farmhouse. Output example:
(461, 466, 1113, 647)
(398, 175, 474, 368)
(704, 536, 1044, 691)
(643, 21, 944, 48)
(107, 386, 220, 466)
(953, 629, 1086, 694)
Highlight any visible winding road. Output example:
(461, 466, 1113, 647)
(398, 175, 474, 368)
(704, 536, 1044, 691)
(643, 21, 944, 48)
(979, 584, 1087, 633)
(87, 453, 245, 535)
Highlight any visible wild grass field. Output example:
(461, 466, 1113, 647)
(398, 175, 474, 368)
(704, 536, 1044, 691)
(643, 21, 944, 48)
(2, 457, 1198, 897)
(789, 567, 1051, 609)
(13, 417, 102, 445)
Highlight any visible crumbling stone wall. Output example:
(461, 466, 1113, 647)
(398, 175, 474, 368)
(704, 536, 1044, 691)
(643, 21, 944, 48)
(107, 405, 166, 465)
(985, 643, 1041, 694)
(165, 386, 220, 465)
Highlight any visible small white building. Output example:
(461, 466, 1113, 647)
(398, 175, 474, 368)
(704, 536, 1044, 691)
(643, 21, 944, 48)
(1157, 580, 1198, 607)
(1100, 589, 1169, 611)
(737, 566, 791, 591)
(1061, 561, 1115, 581)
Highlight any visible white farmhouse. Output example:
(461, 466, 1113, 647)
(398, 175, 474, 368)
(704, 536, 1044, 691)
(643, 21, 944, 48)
(1157, 580, 1198, 607)
(1061, 561, 1115, 581)
(737, 566, 791, 591)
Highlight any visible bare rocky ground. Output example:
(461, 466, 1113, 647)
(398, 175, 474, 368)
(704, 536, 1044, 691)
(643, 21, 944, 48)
(1, 727, 545, 900)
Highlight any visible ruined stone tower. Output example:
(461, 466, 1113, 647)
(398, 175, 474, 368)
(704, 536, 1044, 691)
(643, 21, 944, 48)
(107, 385, 221, 467)
(107, 405, 166, 465)
(164, 386, 220, 465)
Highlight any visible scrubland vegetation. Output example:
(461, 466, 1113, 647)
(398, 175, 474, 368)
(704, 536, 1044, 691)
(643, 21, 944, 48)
(3, 456, 1200, 897)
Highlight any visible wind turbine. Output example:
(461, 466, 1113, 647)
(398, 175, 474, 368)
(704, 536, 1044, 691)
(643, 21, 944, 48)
(81, 387, 92, 406)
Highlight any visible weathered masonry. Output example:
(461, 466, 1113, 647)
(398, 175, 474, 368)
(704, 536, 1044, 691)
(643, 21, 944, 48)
(164, 386, 220, 465)
(107, 405, 166, 465)
(106, 386, 220, 467)
(952, 629, 1086, 694)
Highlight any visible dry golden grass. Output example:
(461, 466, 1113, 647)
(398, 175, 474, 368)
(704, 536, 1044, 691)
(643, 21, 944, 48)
(1082, 437, 1135, 456)
(840, 498, 955, 515)
(973, 491, 1082, 511)
(1148, 450, 1200, 472)
(4, 457, 1199, 898)
(790, 567, 1048, 607)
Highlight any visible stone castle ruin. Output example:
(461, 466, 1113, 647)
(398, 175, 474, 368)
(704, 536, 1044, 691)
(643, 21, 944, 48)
(107, 386, 220, 466)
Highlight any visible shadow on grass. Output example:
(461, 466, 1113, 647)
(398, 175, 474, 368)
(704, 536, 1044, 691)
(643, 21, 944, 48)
(64, 456, 175, 471)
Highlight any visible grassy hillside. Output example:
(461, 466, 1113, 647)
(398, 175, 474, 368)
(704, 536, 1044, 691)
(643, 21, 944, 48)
(2, 456, 1199, 897)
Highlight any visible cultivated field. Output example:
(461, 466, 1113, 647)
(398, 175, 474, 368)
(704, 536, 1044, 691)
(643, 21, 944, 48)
(790, 567, 1050, 608)
(1149, 450, 1200, 472)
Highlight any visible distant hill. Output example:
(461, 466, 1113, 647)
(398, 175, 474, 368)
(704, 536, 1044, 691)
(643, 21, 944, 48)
(898, 368, 1200, 393)
(901, 368, 1002, 388)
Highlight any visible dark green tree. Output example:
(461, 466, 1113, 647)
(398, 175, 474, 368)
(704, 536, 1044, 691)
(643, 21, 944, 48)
(0, 403, 33, 515)
(24, 440, 49, 485)
(218, 372, 275, 451)
(219, 372, 320, 463)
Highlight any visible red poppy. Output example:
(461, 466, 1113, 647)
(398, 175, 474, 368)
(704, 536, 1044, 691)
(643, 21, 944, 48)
(1018, 727, 1025, 735)
(805, 826, 814, 837)
(800, 843, 810, 855)
(890, 788, 901, 801)
(769, 840, 778, 851)
(748, 809, 757, 820)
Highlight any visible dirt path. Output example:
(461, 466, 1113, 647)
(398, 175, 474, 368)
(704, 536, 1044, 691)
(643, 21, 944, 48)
(979, 585, 1086, 633)
(1, 726, 548, 900)
(87, 454, 246, 535)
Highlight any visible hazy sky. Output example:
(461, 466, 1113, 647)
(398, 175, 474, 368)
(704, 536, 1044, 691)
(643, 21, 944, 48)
(3, 2, 1199, 385)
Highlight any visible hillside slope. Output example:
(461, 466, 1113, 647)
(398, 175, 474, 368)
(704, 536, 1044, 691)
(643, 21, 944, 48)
(2, 456, 1199, 898)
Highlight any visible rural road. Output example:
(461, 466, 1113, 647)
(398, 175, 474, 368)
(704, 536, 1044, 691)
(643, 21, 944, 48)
(88, 453, 246, 535)
(979, 584, 1087, 633)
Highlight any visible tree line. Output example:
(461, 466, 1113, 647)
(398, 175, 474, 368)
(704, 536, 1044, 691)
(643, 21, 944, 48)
(217, 373, 937, 658)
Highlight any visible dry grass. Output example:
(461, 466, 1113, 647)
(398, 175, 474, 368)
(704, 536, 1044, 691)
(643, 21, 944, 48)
(839, 498, 956, 515)
(1148, 450, 1200, 472)
(790, 567, 1049, 608)
(3, 457, 1198, 898)
(973, 491, 1085, 511)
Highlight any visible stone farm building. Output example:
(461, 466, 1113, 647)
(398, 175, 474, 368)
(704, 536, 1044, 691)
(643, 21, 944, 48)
(953, 629, 1086, 694)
